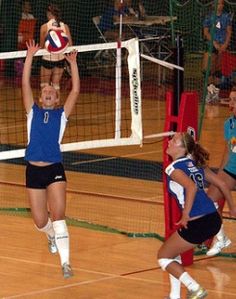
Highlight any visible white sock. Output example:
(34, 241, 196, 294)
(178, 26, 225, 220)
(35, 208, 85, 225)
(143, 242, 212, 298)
(168, 255, 181, 299)
(216, 225, 226, 241)
(169, 274, 181, 299)
(36, 218, 55, 239)
(53, 220, 70, 266)
(179, 272, 199, 292)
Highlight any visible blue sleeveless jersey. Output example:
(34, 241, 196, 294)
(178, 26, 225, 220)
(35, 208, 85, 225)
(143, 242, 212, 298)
(165, 157, 216, 218)
(203, 12, 232, 44)
(224, 116, 236, 175)
(25, 104, 67, 163)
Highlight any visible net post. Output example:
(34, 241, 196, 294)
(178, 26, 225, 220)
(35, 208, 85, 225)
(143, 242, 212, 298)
(173, 35, 184, 116)
(163, 91, 199, 266)
(115, 40, 122, 139)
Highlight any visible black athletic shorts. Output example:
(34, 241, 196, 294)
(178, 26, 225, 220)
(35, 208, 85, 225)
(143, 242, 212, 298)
(178, 212, 222, 244)
(41, 59, 65, 69)
(204, 40, 218, 54)
(223, 168, 236, 180)
(26, 162, 67, 189)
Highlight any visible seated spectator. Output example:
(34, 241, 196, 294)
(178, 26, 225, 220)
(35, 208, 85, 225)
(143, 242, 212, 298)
(202, 0, 232, 103)
(98, 0, 137, 40)
(126, 0, 146, 20)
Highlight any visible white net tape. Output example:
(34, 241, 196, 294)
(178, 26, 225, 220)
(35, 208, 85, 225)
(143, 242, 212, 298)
(0, 38, 143, 160)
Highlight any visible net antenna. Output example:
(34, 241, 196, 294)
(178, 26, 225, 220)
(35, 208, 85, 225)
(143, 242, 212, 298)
(0, 38, 142, 160)
(116, 0, 125, 140)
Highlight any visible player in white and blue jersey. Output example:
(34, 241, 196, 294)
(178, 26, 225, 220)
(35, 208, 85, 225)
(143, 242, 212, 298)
(158, 132, 236, 299)
(22, 40, 80, 278)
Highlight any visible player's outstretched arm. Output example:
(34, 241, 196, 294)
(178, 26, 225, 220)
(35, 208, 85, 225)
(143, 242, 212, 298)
(22, 40, 40, 113)
(64, 50, 80, 118)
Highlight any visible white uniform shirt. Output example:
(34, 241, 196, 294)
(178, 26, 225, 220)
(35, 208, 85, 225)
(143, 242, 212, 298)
(43, 18, 66, 62)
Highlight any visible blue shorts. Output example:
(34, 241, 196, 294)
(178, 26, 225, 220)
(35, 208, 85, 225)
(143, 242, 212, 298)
(26, 162, 66, 189)
(178, 212, 221, 244)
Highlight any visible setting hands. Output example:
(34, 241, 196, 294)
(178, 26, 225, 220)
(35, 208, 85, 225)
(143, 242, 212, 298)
(64, 50, 78, 64)
(26, 40, 41, 56)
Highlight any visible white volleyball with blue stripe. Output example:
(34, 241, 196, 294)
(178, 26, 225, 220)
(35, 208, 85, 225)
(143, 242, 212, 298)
(45, 29, 69, 54)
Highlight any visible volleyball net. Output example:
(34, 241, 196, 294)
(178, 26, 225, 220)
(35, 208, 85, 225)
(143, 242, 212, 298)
(0, 34, 168, 238)
(0, 39, 142, 160)
(1, 0, 174, 240)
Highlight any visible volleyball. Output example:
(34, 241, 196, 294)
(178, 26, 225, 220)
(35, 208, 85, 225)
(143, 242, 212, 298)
(45, 29, 69, 54)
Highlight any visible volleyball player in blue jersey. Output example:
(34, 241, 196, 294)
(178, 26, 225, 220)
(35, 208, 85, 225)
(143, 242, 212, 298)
(202, 0, 232, 103)
(158, 132, 236, 299)
(22, 40, 80, 278)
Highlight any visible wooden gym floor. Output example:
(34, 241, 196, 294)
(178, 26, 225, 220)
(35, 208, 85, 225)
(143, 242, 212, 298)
(0, 77, 236, 298)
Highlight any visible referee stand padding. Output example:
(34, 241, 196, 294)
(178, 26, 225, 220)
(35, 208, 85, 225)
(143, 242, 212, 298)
(163, 91, 198, 266)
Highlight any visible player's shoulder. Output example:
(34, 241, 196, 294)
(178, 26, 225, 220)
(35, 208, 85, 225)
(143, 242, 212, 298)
(221, 11, 232, 21)
(165, 157, 189, 175)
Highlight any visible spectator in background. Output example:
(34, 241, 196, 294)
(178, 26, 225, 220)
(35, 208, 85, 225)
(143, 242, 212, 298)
(40, 3, 72, 94)
(98, 0, 137, 41)
(21, 1, 35, 20)
(126, 0, 146, 20)
(203, 0, 232, 103)
(18, 1, 36, 50)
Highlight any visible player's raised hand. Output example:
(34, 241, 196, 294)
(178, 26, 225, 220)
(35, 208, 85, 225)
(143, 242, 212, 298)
(26, 40, 41, 56)
(65, 50, 78, 64)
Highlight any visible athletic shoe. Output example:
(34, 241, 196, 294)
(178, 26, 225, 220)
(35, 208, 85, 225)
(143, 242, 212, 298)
(48, 236, 58, 254)
(187, 286, 207, 299)
(205, 84, 220, 104)
(62, 263, 73, 278)
(197, 244, 208, 251)
(206, 236, 231, 256)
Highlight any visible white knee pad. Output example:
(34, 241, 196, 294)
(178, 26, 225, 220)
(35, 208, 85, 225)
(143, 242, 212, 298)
(175, 255, 182, 264)
(158, 256, 181, 271)
(158, 258, 175, 271)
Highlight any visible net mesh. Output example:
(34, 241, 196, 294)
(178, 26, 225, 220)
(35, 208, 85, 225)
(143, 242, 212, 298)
(0, 39, 142, 160)
(0, 0, 162, 236)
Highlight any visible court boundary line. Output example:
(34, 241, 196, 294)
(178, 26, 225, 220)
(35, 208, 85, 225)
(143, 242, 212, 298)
(1, 254, 236, 299)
